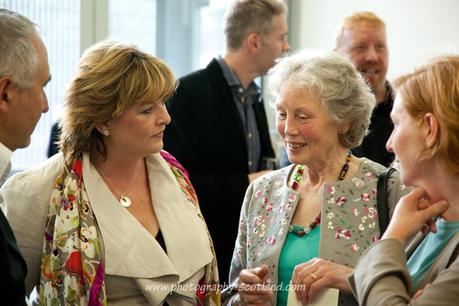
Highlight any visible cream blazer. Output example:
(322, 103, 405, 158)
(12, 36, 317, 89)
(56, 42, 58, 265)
(1, 152, 213, 305)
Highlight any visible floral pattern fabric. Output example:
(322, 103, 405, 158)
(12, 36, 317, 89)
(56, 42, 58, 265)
(40, 159, 107, 306)
(228, 158, 407, 306)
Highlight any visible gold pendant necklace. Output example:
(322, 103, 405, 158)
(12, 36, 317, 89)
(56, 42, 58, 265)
(97, 160, 142, 208)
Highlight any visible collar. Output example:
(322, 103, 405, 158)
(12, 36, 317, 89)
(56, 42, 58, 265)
(0, 142, 12, 186)
(82, 153, 212, 281)
(216, 56, 260, 94)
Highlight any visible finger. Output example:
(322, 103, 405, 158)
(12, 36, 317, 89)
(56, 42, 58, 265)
(405, 187, 425, 202)
(252, 264, 270, 281)
(429, 220, 438, 233)
(240, 292, 270, 305)
(420, 201, 448, 222)
(417, 198, 431, 210)
(292, 262, 310, 284)
(240, 266, 267, 285)
(298, 272, 319, 304)
(413, 288, 424, 300)
(307, 277, 330, 302)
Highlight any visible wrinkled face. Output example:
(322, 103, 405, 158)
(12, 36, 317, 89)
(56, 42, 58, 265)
(338, 22, 388, 93)
(275, 82, 342, 165)
(5, 34, 50, 150)
(104, 100, 171, 158)
(257, 14, 290, 75)
(386, 94, 425, 185)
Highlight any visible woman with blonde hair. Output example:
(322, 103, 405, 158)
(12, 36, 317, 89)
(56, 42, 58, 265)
(349, 55, 459, 305)
(1, 41, 220, 306)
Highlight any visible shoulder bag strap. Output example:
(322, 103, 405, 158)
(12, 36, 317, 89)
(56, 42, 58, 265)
(377, 167, 397, 235)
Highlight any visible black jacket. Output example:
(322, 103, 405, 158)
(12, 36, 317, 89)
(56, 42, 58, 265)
(164, 59, 274, 283)
(0, 209, 27, 306)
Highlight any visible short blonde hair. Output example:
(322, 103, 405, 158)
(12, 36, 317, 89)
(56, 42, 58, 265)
(335, 11, 386, 48)
(60, 41, 175, 163)
(394, 55, 459, 174)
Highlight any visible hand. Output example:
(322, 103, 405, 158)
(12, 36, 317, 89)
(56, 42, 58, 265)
(413, 284, 430, 300)
(237, 265, 273, 305)
(382, 187, 449, 246)
(248, 170, 271, 182)
(291, 258, 353, 305)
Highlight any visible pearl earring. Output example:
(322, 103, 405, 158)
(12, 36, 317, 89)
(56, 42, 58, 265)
(102, 130, 110, 136)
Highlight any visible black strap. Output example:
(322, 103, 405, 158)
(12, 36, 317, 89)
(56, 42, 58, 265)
(377, 168, 396, 235)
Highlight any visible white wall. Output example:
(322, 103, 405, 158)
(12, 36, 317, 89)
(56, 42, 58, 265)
(289, 0, 459, 81)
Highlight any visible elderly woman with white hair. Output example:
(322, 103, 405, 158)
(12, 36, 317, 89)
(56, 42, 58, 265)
(224, 51, 408, 306)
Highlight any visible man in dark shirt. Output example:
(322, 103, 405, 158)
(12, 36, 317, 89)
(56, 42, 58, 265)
(164, 0, 290, 283)
(336, 11, 395, 167)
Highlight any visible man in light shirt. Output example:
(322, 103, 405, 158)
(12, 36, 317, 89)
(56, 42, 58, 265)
(0, 8, 50, 306)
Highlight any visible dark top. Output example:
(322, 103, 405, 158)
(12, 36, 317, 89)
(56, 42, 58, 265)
(163, 59, 275, 284)
(47, 121, 61, 158)
(0, 209, 27, 306)
(352, 82, 395, 167)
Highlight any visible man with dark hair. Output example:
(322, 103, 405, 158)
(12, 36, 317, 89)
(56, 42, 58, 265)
(164, 0, 290, 283)
(0, 8, 50, 305)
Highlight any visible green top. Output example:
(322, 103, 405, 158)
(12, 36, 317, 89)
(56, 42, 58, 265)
(277, 226, 320, 306)
(408, 218, 459, 289)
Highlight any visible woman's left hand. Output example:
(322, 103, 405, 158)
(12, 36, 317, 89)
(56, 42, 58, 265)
(382, 187, 449, 246)
(291, 258, 353, 304)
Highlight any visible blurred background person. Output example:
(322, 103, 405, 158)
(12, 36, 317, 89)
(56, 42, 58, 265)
(0, 8, 50, 306)
(336, 11, 395, 167)
(225, 51, 406, 306)
(164, 0, 290, 284)
(350, 55, 459, 305)
(279, 11, 394, 168)
(1, 41, 220, 306)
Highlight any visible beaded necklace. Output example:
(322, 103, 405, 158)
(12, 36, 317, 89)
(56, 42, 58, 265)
(288, 151, 352, 237)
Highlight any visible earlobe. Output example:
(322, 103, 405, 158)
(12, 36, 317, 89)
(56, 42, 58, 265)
(95, 122, 111, 136)
(424, 113, 439, 148)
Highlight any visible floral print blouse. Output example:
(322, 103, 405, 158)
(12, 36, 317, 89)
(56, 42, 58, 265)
(227, 158, 407, 306)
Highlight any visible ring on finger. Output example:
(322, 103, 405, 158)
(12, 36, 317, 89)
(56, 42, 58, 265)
(310, 272, 318, 280)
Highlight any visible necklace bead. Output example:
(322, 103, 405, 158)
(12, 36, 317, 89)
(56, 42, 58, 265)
(288, 151, 352, 237)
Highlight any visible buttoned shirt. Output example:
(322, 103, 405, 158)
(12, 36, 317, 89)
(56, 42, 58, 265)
(216, 57, 261, 173)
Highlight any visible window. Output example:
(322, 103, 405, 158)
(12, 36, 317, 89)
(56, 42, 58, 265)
(0, 0, 80, 170)
(2, 0, 238, 171)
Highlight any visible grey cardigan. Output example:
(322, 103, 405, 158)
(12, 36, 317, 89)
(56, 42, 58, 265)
(226, 158, 407, 306)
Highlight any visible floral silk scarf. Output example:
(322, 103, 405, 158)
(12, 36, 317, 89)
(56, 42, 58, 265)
(39, 152, 221, 306)
(40, 159, 106, 305)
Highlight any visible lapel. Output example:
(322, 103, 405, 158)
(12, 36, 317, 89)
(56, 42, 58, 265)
(407, 231, 459, 289)
(206, 59, 247, 151)
(82, 153, 212, 282)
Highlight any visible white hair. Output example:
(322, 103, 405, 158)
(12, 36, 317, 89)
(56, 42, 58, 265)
(0, 8, 39, 89)
(268, 50, 376, 148)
